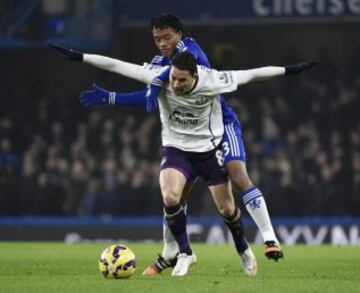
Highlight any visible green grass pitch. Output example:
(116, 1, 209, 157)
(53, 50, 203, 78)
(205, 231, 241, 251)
(0, 242, 359, 293)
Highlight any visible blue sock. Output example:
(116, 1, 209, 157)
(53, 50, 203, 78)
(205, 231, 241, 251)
(164, 204, 192, 255)
(223, 208, 249, 254)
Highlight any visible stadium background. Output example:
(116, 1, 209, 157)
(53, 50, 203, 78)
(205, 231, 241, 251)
(0, 0, 359, 244)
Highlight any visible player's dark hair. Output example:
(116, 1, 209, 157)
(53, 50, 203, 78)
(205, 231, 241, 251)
(172, 52, 197, 75)
(150, 13, 184, 33)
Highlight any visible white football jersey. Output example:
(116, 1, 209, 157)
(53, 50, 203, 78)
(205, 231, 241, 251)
(83, 54, 284, 152)
(139, 64, 239, 152)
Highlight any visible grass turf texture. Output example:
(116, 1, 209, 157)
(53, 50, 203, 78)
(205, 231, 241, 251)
(0, 242, 359, 293)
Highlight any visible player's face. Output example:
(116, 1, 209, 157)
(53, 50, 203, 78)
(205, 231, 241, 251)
(152, 27, 182, 58)
(170, 66, 197, 96)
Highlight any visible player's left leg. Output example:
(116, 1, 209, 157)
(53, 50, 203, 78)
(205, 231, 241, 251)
(194, 146, 257, 276)
(208, 181, 257, 276)
(222, 122, 283, 261)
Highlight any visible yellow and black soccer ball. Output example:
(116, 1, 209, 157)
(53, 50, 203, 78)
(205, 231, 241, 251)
(98, 244, 136, 279)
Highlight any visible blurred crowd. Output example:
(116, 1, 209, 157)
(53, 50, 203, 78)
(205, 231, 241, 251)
(0, 86, 163, 215)
(234, 73, 360, 216)
(0, 48, 359, 217)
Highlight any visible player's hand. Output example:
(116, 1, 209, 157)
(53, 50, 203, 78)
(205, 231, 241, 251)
(145, 67, 170, 112)
(48, 43, 83, 61)
(79, 84, 115, 107)
(285, 60, 318, 75)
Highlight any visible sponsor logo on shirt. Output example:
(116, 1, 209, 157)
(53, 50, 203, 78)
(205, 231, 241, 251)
(169, 107, 198, 126)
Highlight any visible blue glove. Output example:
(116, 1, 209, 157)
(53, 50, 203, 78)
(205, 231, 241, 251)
(79, 84, 115, 107)
(145, 67, 171, 112)
(48, 43, 83, 61)
(285, 60, 318, 75)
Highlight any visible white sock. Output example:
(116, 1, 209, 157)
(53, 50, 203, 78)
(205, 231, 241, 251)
(161, 215, 179, 260)
(242, 187, 278, 244)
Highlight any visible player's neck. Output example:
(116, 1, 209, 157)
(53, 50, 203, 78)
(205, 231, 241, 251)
(184, 77, 198, 95)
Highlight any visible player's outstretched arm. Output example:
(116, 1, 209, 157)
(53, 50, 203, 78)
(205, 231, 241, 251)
(197, 60, 318, 96)
(79, 84, 147, 108)
(48, 43, 154, 84)
(236, 60, 318, 85)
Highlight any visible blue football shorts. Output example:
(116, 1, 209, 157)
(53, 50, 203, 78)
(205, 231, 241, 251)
(221, 122, 246, 164)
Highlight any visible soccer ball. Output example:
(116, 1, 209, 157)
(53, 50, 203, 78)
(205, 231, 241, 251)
(98, 244, 136, 279)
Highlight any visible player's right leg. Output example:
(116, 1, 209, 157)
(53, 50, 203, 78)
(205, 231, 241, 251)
(155, 147, 196, 277)
(160, 168, 196, 277)
(143, 181, 194, 275)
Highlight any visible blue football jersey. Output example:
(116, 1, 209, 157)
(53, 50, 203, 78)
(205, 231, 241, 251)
(150, 37, 240, 126)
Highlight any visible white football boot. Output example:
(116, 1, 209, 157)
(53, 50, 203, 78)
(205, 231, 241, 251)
(240, 247, 258, 276)
(171, 253, 197, 277)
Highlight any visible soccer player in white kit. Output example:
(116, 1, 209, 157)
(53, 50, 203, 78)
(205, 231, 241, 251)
(49, 43, 317, 276)
(78, 12, 287, 274)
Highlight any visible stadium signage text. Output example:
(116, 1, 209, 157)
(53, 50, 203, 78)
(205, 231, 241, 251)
(253, 0, 360, 17)
(63, 224, 360, 246)
(203, 224, 360, 246)
(2, 217, 360, 245)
